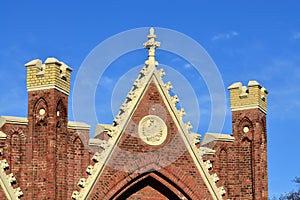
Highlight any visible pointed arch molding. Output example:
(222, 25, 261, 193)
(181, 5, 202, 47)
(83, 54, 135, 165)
(33, 97, 48, 126)
(56, 99, 67, 128)
(237, 116, 254, 140)
(106, 171, 191, 200)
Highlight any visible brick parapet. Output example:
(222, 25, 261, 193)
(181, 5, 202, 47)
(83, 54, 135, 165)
(228, 81, 268, 113)
(25, 58, 72, 95)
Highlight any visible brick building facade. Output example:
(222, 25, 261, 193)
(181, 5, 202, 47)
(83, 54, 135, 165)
(0, 28, 268, 199)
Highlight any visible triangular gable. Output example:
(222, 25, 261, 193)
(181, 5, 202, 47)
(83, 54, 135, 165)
(72, 28, 225, 200)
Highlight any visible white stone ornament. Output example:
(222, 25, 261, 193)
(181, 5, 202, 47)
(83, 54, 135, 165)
(158, 68, 166, 77)
(164, 81, 173, 91)
(78, 178, 87, 188)
(86, 165, 94, 175)
(178, 108, 186, 117)
(138, 115, 167, 146)
(72, 191, 80, 200)
(243, 126, 249, 133)
(171, 95, 179, 104)
(39, 108, 46, 115)
(185, 122, 193, 130)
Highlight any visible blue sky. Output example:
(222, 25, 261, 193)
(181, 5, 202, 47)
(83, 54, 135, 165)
(1, 1, 300, 197)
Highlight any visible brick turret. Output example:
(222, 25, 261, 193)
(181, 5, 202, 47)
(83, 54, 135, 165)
(228, 80, 268, 199)
(25, 58, 72, 199)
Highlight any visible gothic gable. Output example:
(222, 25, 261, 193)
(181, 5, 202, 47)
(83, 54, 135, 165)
(72, 28, 225, 200)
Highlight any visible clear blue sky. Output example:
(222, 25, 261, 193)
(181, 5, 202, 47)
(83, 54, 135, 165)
(1, 1, 300, 197)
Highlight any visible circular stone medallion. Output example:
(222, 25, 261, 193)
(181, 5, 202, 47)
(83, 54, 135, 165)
(138, 115, 167, 146)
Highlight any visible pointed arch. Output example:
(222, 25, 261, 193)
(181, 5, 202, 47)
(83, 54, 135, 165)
(7, 128, 24, 182)
(34, 97, 48, 126)
(219, 147, 229, 197)
(110, 171, 191, 200)
(240, 136, 254, 199)
(261, 117, 267, 143)
(238, 117, 254, 140)
(72, 136, 85, 191)
(32, 97, 48, 199)
(56, 99, 67, 128)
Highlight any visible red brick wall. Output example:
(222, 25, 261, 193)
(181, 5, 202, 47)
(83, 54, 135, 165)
(1, 124, 27, 191)
(203, 108, 268, 200)
(0, 88, 92, 199)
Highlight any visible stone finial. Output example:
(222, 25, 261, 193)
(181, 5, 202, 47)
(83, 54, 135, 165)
(204, 160, 213, 171)
(171, 95, 179, 104)
(188, 132, 201, 145)
(78, 178, 87, 188)
(14, 187, 23, 198)
(126, 91, 137, 101)
(140, 66, 149, 76)
(218, 186, 226, 196)
(143, 28, 160, 66)
(158, 68, 166, 77)
(113, 115, 124, 126)
(134, 79, 142, 88)
(86, 165, 94, 175)
(0, 159, 9, 170)
(178, 108, 186, 117)
(211, 173, 219, 183)
(92, 152, 102, 162)
(72, 191, 80, 200)
(185, 122, 193, 130)
(7, 173, 16, 184)
(164, 81, 173, 91)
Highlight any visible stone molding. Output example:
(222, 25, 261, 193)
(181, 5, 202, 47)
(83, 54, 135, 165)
(202, 132, 235, 146)
(0, 116, 28, 128)
(0, 159, 23, 200)
(67, 121, 91, 130)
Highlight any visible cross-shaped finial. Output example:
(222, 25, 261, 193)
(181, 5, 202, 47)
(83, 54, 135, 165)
(143, 28, 160, 66)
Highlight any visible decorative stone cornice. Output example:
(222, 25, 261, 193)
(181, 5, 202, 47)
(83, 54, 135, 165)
(67, 121, 91, 130)
(200, 147, 216, 156)
(0, 116, 28, 129)
(202, 132, 235, 146)
(0, 131, 7, 140)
